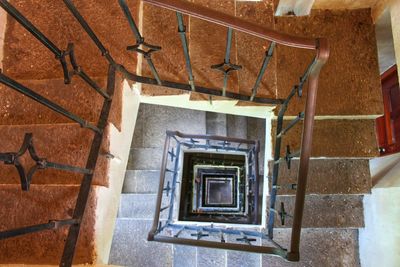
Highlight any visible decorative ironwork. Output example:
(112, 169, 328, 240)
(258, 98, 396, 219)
(176, 12, 195, 91)
(211, 28, 242, 97)
(250, 42, 276, 101)
(0, 0, 329, 264)
(0, 133, 91, 191)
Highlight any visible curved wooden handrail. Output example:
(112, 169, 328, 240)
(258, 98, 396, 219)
(144, 0, 325, 51)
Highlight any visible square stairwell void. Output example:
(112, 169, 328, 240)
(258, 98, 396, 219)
(179, 152, 249, 223)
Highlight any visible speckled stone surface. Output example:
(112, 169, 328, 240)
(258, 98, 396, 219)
(129, 103, 206, 148)
(197, 247, 226, 267)
(140, 2, 189, 96)
(227, 250, 261, 267)
(0, 77, 104, 125)
(262, 229, 360, 267)
(3, 0, 139, 79)
(272, 195, 364, 228)
(275, 9, 383, 116)
(206, 112, 227, 135)
(3, 0, 139, 80)
(0, 123, 109, 186)
(0, 184, 97, 264)
(122, 170, 160, 193)
(0, 70, 125, 128)
(141, 104, 206, 148)
(127, 147, 163, 170)
(190, 0, 238, 93)
(118, 193, 169, 219)
(227, 114, 247, 139)
(173, 245, 197, 267)
(272, 119, 379, 157)
(109, 219, 173, 267)
(268, 158, 371, 195)
(236, 0, 277, 99)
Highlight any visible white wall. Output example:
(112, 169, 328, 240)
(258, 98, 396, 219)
(359, 153, 400, 267)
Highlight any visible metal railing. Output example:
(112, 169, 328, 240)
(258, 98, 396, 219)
(148, 131, 271, 253)
(0, 0, 328, 265)
(141, 0, 329, 262)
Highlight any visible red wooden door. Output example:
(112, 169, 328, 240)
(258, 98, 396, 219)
(376, 65, 400, 155)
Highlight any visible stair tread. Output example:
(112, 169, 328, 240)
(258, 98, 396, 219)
(0, 123, 109, 186)
(109, 219, 172, 266)
(269, 158, 371, 195)
(118, 193, 168, 219)
(262, 228, 360, 266)
(272, 194, 364, 228)
(123, 170, 161, 194)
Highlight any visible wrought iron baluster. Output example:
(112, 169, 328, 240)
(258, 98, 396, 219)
(168, 148, 176, 162)
(0, 219, 79, 240)
(167, 143, 181, 221)
(0, 72, 101, 133)
(60, 64, 116, 266)
(191, 229, 209, 240)
(160, 205, 171, 212)
(62, 0, 116, 66)
(66, 43, 110, 99)
(0, 1, 109, 98)
(119, 0, 162, 85)
(163, 181, 172, 197)
(274, 145, 300, 169)
(176, 12, 195, 91)
(0, 0, 63, 61)
(250, 42, 276, 101)
(0, 133, 92, 191)
(267, 56, 316, 237)
(174, 226, 186, 238)
(277, 112, 305, 138)
(236, 234, 257, 245)
(211, 28, 242, 97)
(297, 57, 317, 97)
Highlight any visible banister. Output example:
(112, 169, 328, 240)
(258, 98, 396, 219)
(143, 0, 320, 50)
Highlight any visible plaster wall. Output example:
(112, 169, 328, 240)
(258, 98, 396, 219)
(391, 0, 400, 85)
(359, 154, 400, 267)
(94, 81, 140, 263)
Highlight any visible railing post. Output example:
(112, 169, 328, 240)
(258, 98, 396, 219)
(288, 38, 329, 261)
(148, 134, 171, 240)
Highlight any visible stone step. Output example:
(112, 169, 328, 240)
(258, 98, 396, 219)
(0, 77, 104, 126)
(118, 193, 169, 220)
(206, 112, 227, 136)
(3, 0, 139, 80)
(127, 148, 163, 171)
(262, 228, 360, 266)
(133, 0, 278, 98)
(122, 170, 161, 194)
(0, 184, 97, 264)
(109, 219, 173, 267)
(0, 123, 109, 186)
(272, 194, 364, 229)
(269, 158, 371, 195)
(131, 103, 207, 149)
(272, 119, 379, 157)
(110, 221, 360, 267)
(275, 9, 382, 117)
